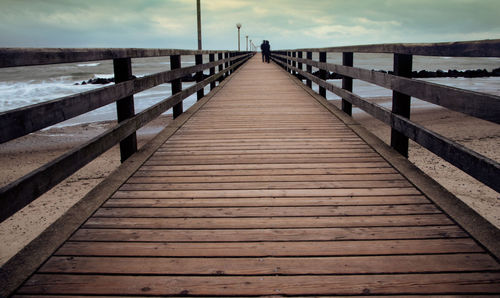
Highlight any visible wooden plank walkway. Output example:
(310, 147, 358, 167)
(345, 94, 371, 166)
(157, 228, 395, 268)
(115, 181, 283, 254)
(15, 55, 500, 296)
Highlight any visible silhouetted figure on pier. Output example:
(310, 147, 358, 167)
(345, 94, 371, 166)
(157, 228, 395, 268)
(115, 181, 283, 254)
(260, 40, 266, 62)
(261, 40, 271, 63)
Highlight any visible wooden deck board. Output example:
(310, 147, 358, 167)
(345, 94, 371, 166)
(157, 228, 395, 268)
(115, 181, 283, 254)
(16, 55, 500, 296)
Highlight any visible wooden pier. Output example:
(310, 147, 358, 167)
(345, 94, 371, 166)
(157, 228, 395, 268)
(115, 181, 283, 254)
(1, 40, 500, 296)
(4, 55, 499, 296)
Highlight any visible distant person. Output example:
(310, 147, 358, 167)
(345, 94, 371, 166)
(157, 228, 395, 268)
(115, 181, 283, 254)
(260, 40, 266, 62)
(264, 40, 271, 63)
(261, 40, 271, 63)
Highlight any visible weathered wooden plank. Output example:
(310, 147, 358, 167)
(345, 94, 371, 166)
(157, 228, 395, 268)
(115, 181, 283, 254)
(93, 204, 438, 218)
(160, 141, 368, 149)
(103, 195, 429, 207)
(150, 152, 379, 159)
(83, 214, 451, 229)
(55, 238, 484, 257)
(18, 273, 500, 295)
(127, 173, 404, 183)
(285, 39, 500, 57)
(166, 135, 362, 142)
(40, 254, 499, 275)
(70, 226, 466, 242)
(112, 188, 421, 199)
(144, 157, 385, 166)
(168, 134, 361, 141)
(118, 180, 412, 191)
(133, 167, 398, 177)
(166, 131, 362, 139)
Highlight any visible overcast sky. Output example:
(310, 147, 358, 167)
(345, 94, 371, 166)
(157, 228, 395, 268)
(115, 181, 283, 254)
(1, 0, 499, 50)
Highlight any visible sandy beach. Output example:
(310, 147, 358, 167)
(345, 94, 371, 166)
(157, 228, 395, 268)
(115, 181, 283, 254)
(0, 102, 499, 266)
(0, 115, 172, 266)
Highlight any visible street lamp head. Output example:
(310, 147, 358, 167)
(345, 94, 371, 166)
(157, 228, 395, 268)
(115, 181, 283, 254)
(236, 23, 241, 29)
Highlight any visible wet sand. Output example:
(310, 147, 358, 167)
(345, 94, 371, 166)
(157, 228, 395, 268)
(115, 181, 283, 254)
(1, 104, 499, 266)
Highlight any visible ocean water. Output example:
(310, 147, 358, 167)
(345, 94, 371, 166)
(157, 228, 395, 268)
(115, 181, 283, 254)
(0, 55, 212, 127)
(0, 54, 499, 127)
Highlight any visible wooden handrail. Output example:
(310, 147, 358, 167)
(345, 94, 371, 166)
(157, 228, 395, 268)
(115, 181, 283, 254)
(0, 49, 253, 222)
(280, 39, 500, 57)
(270, 40, 500, 194)
(0, 48, 233, 68)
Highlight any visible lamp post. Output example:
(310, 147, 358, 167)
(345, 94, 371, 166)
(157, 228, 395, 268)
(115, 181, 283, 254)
(246, 35, 248, 51)
(236, 23, 241, 51)
(196, 0, 202, 50)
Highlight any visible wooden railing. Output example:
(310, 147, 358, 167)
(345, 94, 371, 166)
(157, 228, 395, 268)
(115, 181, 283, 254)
(271, 39, 500, 194)
(0, 48, 254, 222)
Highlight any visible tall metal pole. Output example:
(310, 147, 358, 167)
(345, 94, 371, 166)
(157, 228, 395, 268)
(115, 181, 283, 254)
(197, 0, 202, 50)
(246, 35, 248, 51)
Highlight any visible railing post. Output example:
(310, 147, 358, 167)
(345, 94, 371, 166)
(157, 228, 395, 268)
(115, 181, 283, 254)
(297, 51, 303, 80)
(286, 51, 290, 72)
(391, 53, 413, 157)
(218, 53, 223, 72)
(195, 54, 204, 101)
(170, 54, 182, 119)
(209, 53, 215, 90)
(285, 51, 288, 71)
(342, 52, 353, 116)
(319, 51, 327, 98)
(218, 52, 223, 83)
(306, 51, 312, 88)
(113, 57, 137, 162)
(224, 52, 229, 77)
(292, 51, 297, 75)
(229, 52, 234, 75)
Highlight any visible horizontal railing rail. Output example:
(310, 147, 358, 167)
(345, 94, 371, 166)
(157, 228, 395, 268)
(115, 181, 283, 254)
(270, 39, 500, 194)
(0, 48, 232, 68)
(0, 48, 254, 222)
(288, 39, 500, 57)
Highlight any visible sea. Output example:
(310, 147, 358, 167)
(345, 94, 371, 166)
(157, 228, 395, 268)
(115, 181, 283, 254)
(0, 53, 499, 128)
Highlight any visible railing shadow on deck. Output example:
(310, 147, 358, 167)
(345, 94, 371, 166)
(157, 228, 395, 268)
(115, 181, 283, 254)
(271, 39, 500, 195)
(0, 48, 254, 222)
